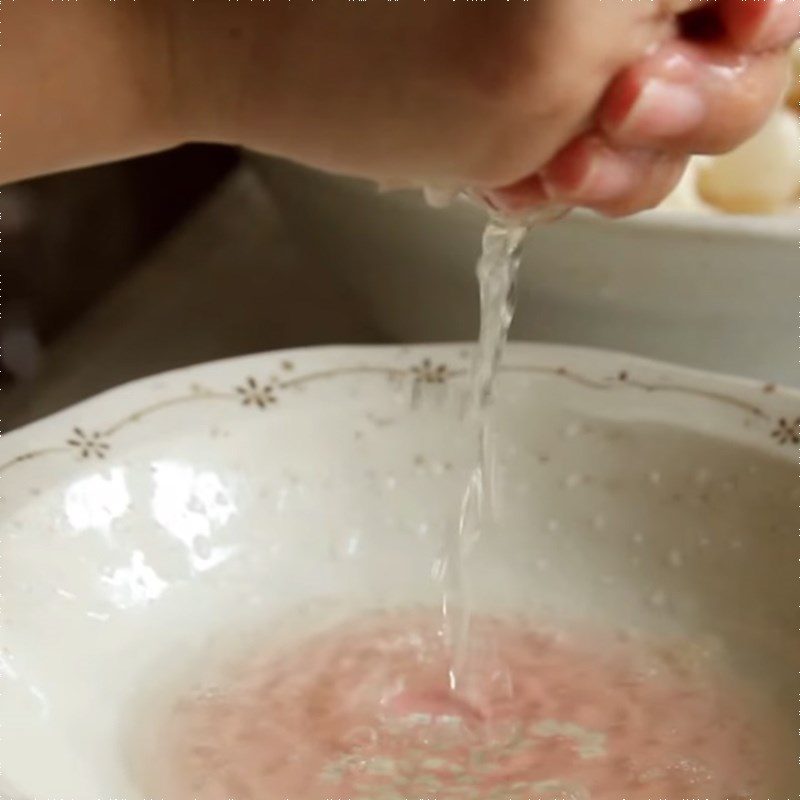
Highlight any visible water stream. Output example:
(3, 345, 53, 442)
(439, 217, 528, 693)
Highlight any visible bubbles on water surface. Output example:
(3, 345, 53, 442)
(532, 779, 589, 800)
(135, 610, 783, 799)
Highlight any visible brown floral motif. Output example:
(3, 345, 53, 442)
(770, 417, 800, 445)
(411, 358, 450, 385)
(67, 428, 110, 459)
(236, 376, 277, 409)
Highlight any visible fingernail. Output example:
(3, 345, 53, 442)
(753, 0, 800, 49)
(617, 79, 705, 139)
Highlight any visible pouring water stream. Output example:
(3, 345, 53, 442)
(439, 202, 569, 694)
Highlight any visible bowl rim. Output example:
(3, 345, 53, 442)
(4, 341, 798, 799)
(2, 342, 798, 478)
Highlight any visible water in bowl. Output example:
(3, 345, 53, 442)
(135, 610, 783, 798)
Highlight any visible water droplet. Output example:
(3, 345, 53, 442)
(535, 557, 549, 571)
(668, 548, 683, 568)
(384, 476, 398, 490)
(730, 538, 743, 550)
(546, 518, 560, 533)
(632, 532, 645, 545)
(563, 422, 583, 438)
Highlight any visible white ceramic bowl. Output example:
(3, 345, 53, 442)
(1, 343, 797, 795)
(258, 158, 798, 386)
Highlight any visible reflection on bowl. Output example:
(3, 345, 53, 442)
(1, 344, 797, 794)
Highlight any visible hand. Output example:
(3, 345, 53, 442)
(484, 0, 800, 217)
(4, 0, 797, 218)
(171, 0, 799, 217)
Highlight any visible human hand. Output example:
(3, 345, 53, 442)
(171, 0, 799, 217)
(483, 0, 800, 217)
(4, 0, 796, 219)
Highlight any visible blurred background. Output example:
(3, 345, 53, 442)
(2, 146, 381, 431)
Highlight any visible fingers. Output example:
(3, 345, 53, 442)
(485, 136, 688, 218)
(600, 39, 790, 155)
(482, 0, 798, 218)
(590, 152, 689, 218)
(721, 0, 800, 51)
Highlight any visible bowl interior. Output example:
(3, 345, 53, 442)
(1, 344, 797, 794)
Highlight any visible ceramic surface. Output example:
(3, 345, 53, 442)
(1, 343, 798, 795)
(259, 158, 797, 385)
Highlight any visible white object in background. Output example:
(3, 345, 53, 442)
(697, 110, 800, 214)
